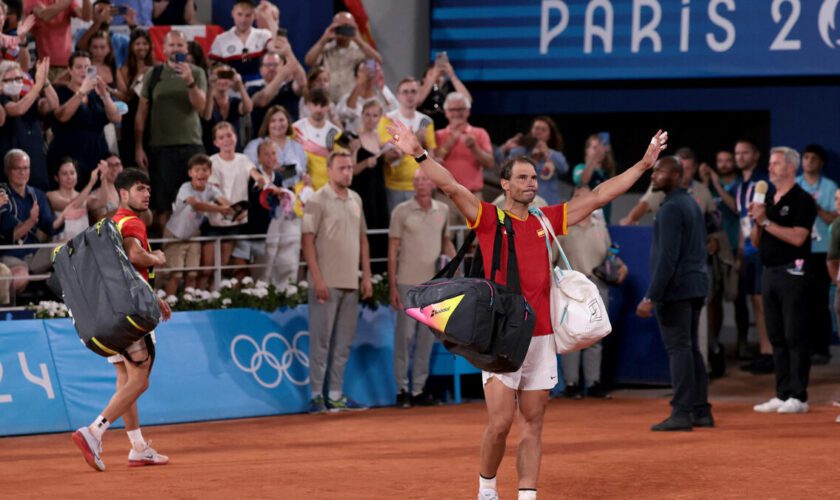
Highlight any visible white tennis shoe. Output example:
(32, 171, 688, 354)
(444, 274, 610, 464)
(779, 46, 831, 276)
(71, 427, 105, 472)
(128, 441, 170, 467)
(753, 397, 786, 413)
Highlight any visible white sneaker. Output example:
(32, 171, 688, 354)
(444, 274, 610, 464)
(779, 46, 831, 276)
(478, 488, 499, 500)
(753, 397, 786, 413)
(777, 398, 809, 414)
(128, 441, 170, 467)
(71, 427, 105, 472)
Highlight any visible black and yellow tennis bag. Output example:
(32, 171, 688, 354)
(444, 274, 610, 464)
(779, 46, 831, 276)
(405, 208, 536, 373)
(48, 218, 160, 357)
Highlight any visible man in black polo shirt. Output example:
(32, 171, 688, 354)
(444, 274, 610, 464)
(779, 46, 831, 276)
(636, 156, 712, 432)
(750, 147, 817, 415)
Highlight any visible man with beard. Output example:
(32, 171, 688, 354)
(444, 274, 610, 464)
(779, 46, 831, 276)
(388, 117, 668, 500)
(637, 157, 712, 432)
(731, 139, 774, 372)
(302, 150, 373, 413)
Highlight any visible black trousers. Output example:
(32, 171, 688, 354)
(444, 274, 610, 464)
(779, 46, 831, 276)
(805, 253, 832, 357)
(655, 297, 711, 419)
(762, 266, 811, 402)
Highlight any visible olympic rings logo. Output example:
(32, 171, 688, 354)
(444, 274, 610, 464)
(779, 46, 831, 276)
(230, 331, 310, 388)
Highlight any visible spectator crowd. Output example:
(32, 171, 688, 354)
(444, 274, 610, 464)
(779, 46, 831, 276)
(0, 0, 837, 414)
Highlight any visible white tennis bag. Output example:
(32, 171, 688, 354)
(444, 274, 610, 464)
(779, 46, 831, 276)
(531, 208, 612, 353)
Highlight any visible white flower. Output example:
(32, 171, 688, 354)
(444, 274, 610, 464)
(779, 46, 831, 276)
(230, 277, 239, 286)
(211, 291, 221, 299)
(222, 298, 232, 306)
(371, 274, 382, 284)
(156, 289, 167, 299)
(220, 279, 233, 289)
(241, 288, 253, 296)
(298, 280, 309, 288)
(285, 285, 298, 297)
(184, 287, 196, 294)
(357, 270, 363, 278)
(255, 280, 268, 289)
(183, 293, 194, 301)
(165, 295, 178, 305)
(241, 276, 254, 286)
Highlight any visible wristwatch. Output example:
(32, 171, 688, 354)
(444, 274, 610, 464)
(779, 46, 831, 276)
(414, 150, 428, 163)
(761, 219, 771, 229)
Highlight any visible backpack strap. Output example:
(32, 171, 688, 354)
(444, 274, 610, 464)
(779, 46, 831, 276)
(146, 64, 165, 108)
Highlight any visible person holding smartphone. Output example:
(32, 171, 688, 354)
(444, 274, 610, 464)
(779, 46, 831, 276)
(572, 133, 616, 222)
(304, 11, 382, 103)
(134, 29, 206, 235)
(201, 64, 252, 154)
(336, 58, 396, 134)
(49, 50, 120, 188)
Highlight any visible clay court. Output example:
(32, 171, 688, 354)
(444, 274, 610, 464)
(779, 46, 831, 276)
(3, 365, 839, 499)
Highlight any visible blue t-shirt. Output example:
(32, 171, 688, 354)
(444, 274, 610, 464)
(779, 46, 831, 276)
(796, 174, 838, 254)
(713, 178, 740, 250)
(728, 170, 773, 256)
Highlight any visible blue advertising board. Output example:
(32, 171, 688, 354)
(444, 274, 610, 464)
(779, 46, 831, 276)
(43, 307, 396, 432)
(0, 320, 71, 435)
(431, 0, 840, 81)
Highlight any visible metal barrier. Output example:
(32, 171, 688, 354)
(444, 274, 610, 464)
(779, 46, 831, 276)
(0, 226, 470, 311)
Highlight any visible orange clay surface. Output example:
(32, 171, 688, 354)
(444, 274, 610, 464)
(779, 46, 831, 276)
(2, 366, 839, 499)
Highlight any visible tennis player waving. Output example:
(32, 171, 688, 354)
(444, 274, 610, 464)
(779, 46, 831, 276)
(387, 121, 668, 500)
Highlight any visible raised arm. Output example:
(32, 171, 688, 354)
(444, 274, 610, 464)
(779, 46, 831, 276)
(568, 131, 668, 227)
(387, 118, 480, 223)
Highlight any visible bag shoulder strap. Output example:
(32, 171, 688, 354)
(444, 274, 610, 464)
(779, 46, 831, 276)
(500, 211, 523, 293)
(434, 230, 476, 279)
(530, 207, 572, 273)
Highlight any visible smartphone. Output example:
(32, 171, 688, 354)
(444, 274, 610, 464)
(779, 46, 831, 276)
(435, 51, 449, 66)
(597, 132, 611, 146)
(217, 69, 235, 79)
(117, 5, 128, 15)
(279, 165, 297, 180)
(173, 52, 187, 63)
(85, 65, 97, 80)
(276, 27, 288, 38)
(365, 59, 376, 74)
(334, 25, 356, 37)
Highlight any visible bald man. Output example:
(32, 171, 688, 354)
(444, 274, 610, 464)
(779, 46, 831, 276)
(637, 157, 712, 432)
(304, 11, 382, 102)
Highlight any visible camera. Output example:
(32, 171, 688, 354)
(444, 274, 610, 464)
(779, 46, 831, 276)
(217, 69, 235, 80)
(173, 53, 187, 64)
(334, 130, 359, 150)
(334, 25, 356, 37)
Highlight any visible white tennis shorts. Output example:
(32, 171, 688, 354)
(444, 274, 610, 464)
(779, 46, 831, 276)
(482, 334, 558, 391)
(107, 332, 156, 364)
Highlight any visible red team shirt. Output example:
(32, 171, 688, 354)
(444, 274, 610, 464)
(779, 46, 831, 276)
(468, 201, 568, 337)
(113, 208, 151, 282)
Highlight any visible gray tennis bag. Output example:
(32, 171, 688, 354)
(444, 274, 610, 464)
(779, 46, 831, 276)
(49, 218, 160, 357)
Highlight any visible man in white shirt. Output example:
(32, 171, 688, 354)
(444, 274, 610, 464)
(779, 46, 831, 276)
(293, 87, 341, 190)
(377, 77, 437, 211)
(209, 0, 272, 82)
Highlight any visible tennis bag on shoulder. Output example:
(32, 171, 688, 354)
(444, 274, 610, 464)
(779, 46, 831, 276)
(405, 208, 536, 373)
(48, 218, 161, 357)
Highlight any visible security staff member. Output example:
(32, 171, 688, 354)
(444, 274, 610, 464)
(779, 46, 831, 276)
(750, 147, 817, 415)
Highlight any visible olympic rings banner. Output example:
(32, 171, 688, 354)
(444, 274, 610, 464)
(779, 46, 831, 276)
(431, 0, 840, 81)
(0, 307, 397, 436)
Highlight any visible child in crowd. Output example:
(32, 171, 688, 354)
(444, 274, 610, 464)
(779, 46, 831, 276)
(198, 121, 262, 289)
(162, 154, 233, 295)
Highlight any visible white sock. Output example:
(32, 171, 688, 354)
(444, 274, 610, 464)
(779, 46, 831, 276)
(518, 489, 537, 500)
(479, 474, 497, 491)
(127, 429, 145, 451)
(88, 415, 109, 441)
(328, 390, 343, 401)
